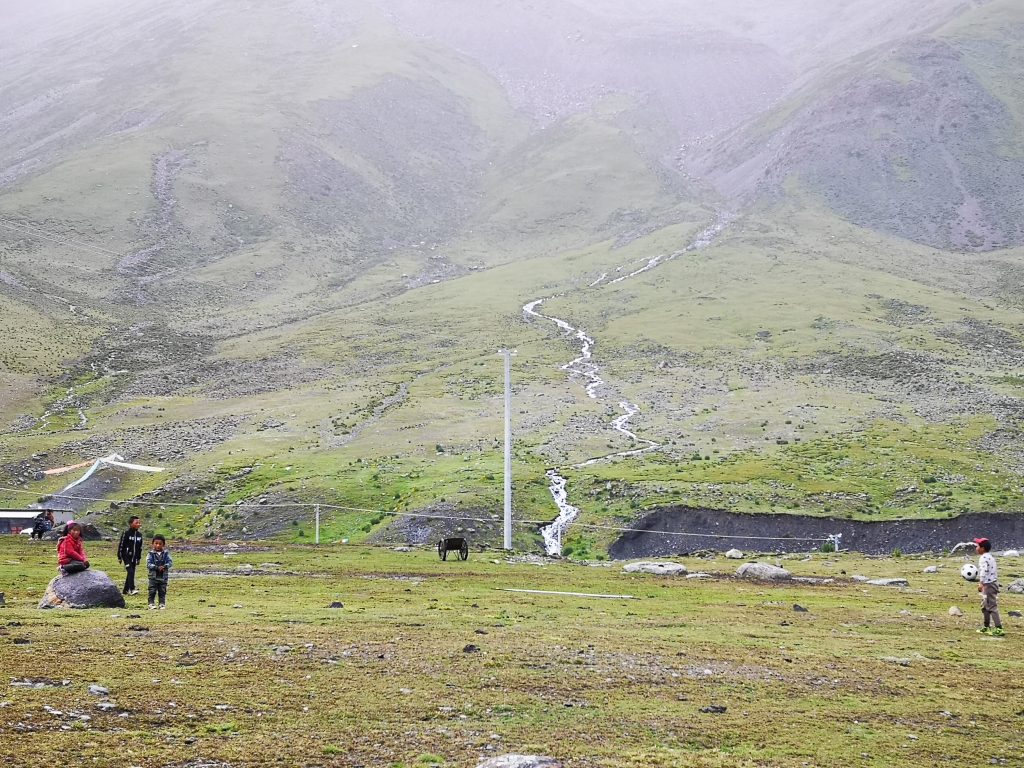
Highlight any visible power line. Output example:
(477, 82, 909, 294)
(569, 522, 829, 542)
(0, 484, 832, 542)
(0, 485, 504, 522)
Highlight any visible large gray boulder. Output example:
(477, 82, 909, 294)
(38, 570, 125, 609)
(622, 562, 687, 576)
(1007, 579, 1024, 594)
(736, 562, 792, 580)
(475, 757, 562, 768)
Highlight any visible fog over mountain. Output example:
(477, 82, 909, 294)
(2, 0, 1022, 547)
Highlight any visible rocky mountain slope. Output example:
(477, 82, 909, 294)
(1, 0, 1022, 549)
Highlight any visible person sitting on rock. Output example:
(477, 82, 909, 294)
(57, 522, 90, 576)
(31, 510, 54, 540)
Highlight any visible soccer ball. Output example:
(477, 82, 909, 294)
(960, 563, 979, 581)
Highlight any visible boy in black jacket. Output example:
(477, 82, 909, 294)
(117, 516, 144, 595)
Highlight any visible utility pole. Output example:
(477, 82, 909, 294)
(499, 349, 516, 550)
(314, 503, 320, 544)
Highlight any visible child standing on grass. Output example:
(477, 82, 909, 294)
(975, 537, 1004, 637)
(117, 515, 144, 595)
(147, 534, 172, 610)
(57, 522, 90, 575)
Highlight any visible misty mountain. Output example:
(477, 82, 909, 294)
(2, 0, 1023, 545)
(697, 0, 1024, 251)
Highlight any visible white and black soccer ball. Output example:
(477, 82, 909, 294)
(960, 563, 979, 581)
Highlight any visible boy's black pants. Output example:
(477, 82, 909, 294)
(123, 563, 138, 593)
(62, 561, 89, 575)
(148, 578, 167, 605)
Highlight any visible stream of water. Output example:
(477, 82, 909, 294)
(527, 213, 732, 555)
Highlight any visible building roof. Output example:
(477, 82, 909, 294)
(0, 508, 50, 519)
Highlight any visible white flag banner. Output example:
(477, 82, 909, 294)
(56, 454, 164, 496)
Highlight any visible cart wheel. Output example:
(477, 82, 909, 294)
(459, 541, 469, 561)
(438, 540, 447, 561)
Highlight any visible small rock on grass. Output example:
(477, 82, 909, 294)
(883, 657, 912, 667)
(949, 607, 964, 617)
(475, 756, 562, 768)
(622, 562, 687, 576)
(866, 578, 909, 587)
(736, 563, 791, 580)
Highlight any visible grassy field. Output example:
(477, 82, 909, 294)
(1, 537, 1022, 767)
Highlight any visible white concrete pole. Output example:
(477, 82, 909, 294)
(315, 504, 320, 544)
(500, 350, 515, 550)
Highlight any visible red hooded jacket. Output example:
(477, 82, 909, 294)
(57, 535, 87, 567)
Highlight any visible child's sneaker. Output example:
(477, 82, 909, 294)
(990, 627, 1005, 637)
(159, 604, 166, 610)
(129, 590, 139, 595)
(977, 627, 991, 634)
(148, 604, 156, 610)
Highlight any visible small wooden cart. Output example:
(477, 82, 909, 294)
(437, 537, 469, 561)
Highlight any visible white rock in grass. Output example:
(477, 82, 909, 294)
(725, 548, 744, 559)
(923, 566, 939, 573)
(1001, 550, 1020, 558)
(866, 578, 909, 587)
(949, 606, 963, 616)
(476, 756, 562, 768)
(623, 562, 687, 576)
(736, 563, 792, 580)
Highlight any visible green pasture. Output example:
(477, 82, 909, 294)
(0, 538, 1021, 767)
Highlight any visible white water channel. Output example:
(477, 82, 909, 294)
(527, 213, 732, 556)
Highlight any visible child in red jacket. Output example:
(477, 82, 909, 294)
(57, 522, 90, 576)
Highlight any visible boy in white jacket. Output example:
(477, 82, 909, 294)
(974, 537, 1004, 637)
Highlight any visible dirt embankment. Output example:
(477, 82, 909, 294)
(609, 506, 1024, 558)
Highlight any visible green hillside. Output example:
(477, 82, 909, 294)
(1, 0, 1022, 551)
